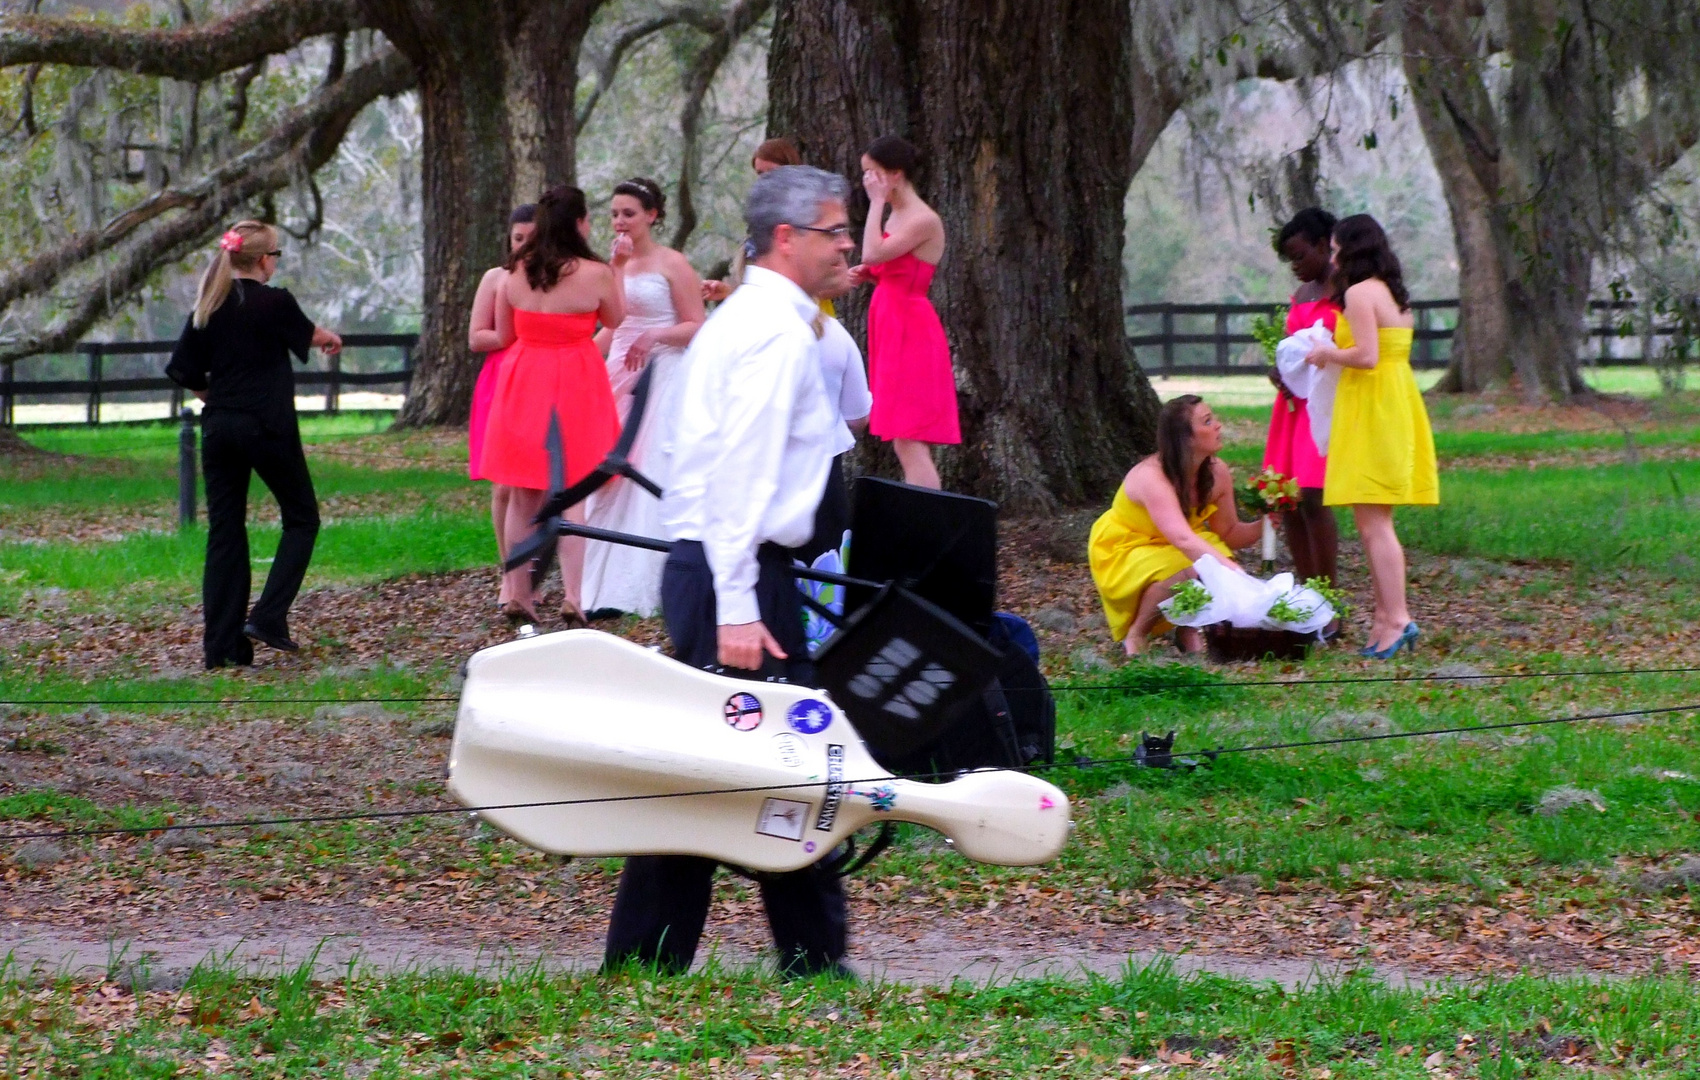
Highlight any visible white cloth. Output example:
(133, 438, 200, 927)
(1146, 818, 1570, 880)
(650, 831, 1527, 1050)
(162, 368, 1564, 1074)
(1159, 556, 1335, 634)
(661, 265, 839, 626)
(582, 272, 684, 616)
(817, 316, 872, 455)
(1274, 320, 1340, 453)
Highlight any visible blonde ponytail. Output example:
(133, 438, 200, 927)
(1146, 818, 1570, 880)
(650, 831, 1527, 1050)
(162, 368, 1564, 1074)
(192, 220, 277, 328)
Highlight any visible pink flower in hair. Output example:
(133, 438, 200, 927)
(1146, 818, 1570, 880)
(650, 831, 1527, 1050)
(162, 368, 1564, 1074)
(219, 230, 245, 253)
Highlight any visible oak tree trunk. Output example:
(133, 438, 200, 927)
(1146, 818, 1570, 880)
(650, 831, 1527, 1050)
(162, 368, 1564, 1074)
(1403, 0, 1620, 400)
(367, 0, 600, 428)
(769, 0, 1160, 510)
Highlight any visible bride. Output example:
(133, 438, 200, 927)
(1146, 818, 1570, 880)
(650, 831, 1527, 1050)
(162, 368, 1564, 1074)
(582, 177, 705, 617)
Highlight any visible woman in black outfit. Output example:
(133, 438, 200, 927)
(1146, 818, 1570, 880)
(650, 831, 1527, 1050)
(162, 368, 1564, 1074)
(166, 220, 343, 669)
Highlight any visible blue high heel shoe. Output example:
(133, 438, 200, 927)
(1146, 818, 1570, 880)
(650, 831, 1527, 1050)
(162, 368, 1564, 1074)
(1360, 622, 1418, 660)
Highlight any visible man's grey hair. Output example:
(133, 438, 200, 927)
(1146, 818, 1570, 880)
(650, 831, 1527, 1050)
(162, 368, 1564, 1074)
(745, 165, 849, 257)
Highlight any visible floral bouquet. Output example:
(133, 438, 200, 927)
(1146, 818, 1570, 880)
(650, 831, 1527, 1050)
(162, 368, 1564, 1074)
(1252, 468, 1300, 512)
(1235, 468, 1299, 571)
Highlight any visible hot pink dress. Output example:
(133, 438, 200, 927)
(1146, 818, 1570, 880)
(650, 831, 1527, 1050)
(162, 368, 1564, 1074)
(866, 249, 960, 445)
(467, 346, 507, 481)
(1262, 296, 1341, 489)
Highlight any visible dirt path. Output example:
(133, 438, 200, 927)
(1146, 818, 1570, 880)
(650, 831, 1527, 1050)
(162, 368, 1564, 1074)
(0, 907, 1437, 991)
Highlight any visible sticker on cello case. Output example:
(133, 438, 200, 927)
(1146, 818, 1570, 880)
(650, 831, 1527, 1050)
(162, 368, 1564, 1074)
(755, 798, 809, 841)
(772, 733, 806, 768)
(814, 744, 846, 831)
(723, 692, 764, 731)
(787, 698, 833, 735)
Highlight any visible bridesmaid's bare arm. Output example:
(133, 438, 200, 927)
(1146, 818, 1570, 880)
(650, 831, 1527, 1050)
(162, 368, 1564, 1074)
(596, 262, 626, 333)
(492, 281, 516, 351)
(468, 266, 506, 352)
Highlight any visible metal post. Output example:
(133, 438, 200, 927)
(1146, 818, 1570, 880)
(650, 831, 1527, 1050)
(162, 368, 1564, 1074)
(1214, 310, 1230, 372)
(1160, 307, 1175, 375)
(1, 359, 11, 427)
(1416, 308, 1433, 366)
(177, 406, 197, 528)
(326, 347, 341, 414)
(85, 344, 103, 424)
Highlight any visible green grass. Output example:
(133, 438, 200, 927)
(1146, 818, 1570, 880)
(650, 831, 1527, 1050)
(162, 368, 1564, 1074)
(15, 412, 398, 456)
(0, 506, 492, 613)
(850, 661, 1700, 903)
(4, 960, 1698, 1077)
(1394, 459, 1700, 577)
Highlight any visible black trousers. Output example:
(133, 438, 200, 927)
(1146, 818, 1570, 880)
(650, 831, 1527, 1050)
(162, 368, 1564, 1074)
(200, 410, 320, 667)
(796, 453, 849, 565)
(604, 540, 849, 977)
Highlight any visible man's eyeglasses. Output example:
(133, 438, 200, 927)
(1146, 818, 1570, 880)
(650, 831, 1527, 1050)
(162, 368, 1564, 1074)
(790, 224, 851, 238)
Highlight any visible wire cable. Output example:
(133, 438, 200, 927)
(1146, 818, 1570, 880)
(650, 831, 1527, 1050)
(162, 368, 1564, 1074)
(5, 699, 1695, 845)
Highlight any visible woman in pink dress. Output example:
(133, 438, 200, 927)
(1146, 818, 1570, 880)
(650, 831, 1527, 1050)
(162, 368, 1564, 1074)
(850, 135, 959, 489)
(481, 186, 626, 625)
(1264, 207, 1341, 585)
(466, 203, 536, 609)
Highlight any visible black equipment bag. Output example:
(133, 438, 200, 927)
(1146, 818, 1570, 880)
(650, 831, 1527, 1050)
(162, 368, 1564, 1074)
(813, 584, 1002, 764)
(844, 478, 998, 635)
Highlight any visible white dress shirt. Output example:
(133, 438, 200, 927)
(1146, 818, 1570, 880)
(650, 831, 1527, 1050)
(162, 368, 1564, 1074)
(817, 316, 872, 455)
(661, 265, 840, 626)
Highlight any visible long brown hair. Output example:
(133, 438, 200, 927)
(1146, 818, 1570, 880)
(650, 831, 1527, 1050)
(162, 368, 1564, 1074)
(1330, 213, 1410, 310)
(192, 220, 276, 328)
(1157, 395, 1214, 519)
(512, 185, 601, 291)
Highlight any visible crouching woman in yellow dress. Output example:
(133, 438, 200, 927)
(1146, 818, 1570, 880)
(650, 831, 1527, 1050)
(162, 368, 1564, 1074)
(1089, 395, 1263, 656)
(1304, 214, 1438, 660)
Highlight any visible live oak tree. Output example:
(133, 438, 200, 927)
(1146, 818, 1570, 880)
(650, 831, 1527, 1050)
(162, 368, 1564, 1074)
(1395, 0, 1700, 398)
(767, 0, 1366, 507)
(0, 0, 764, 444)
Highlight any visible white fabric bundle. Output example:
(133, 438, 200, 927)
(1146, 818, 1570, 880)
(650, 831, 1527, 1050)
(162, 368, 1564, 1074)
(1158, 555, 1336, 634)
(1274, 320, 1341, 453)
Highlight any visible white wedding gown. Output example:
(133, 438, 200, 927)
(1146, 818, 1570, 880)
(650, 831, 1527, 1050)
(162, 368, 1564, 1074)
(581, 272, 683, 617)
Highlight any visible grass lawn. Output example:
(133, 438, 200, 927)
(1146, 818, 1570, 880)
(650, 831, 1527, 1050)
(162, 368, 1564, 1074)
(5, 961, 1693, 1077)
(5, 403, 1700, 1075)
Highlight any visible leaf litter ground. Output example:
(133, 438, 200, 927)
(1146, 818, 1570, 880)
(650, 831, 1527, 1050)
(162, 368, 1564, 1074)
(5, 405, 1700, 992)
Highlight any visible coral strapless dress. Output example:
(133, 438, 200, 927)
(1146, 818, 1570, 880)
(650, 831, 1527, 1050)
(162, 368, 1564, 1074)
(477, 309, 618, 490)
(866, 250, 960, 444)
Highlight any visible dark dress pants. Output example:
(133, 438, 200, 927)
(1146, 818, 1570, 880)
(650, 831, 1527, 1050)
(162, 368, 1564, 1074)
(795, 453, 849, 565)
(200, 410, 320, 667)
(603, 540, 849, 977)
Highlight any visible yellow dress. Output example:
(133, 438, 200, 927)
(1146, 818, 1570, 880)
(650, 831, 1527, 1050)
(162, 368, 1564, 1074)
(1323, 318, 1439, 506)
(1088, 487, 1231, 641)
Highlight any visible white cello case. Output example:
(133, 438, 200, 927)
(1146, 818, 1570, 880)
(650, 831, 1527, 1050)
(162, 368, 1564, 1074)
(448, 629, 1071, 872)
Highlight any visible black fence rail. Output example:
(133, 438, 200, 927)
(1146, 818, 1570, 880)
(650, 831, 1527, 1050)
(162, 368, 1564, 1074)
(1125, 298, 1674, 376)
(0, 299, 1684, 424)
(0, 333, 415, 425)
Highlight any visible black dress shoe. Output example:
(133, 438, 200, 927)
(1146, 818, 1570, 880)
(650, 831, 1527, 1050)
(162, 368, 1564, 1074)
(205, 654, 253, 670)
(243, 622, 300, 652)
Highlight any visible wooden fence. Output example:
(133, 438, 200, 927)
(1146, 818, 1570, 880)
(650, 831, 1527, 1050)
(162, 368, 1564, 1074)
(1125, 298, 1665, 376)
(0, 333, 415, 425)
(0, 298, 1682, 424)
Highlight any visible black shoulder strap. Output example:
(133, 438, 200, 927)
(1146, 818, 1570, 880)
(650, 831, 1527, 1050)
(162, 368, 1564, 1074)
(835, 822, 897, 877)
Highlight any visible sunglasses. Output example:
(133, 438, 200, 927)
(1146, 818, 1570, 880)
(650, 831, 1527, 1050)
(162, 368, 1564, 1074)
(791, 224, 851, 238)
